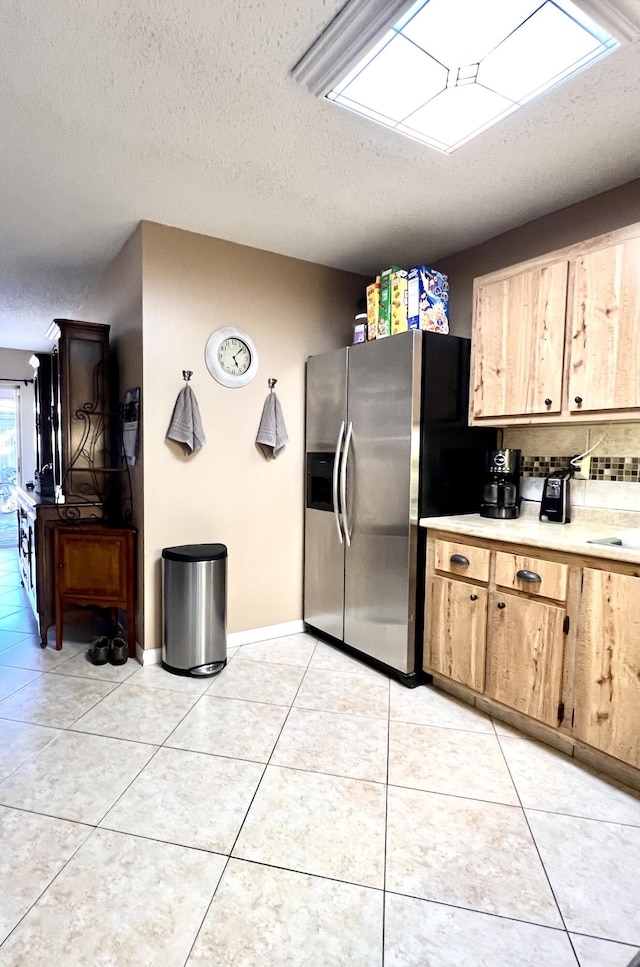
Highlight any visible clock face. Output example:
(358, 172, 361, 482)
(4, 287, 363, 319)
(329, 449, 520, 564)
(217, 337, 251, 376)
(205, 326, 259, 388)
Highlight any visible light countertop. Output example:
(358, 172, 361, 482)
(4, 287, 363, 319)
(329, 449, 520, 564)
(419, 504, 640, 565)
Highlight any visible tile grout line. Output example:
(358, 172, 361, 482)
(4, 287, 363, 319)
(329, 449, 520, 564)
(565, 928, 640, 949)
(0, 627, 218, 954)
(381, 675, 391, 967)
(493, 729, 580, 965)
(383, 886, 583, 934)
(181, 633, 323, 966)
(519, 803, 640, 831)
(181, 853, 233, 967)
(0, 629, 53, 659)
(0, 814, 96, 952)
(93, 742, 165, 829)
(0, 802, 96, 830)
(0, 671, 46, 707)
(224, 635, 320, 859)
(0, 727, 61, 787)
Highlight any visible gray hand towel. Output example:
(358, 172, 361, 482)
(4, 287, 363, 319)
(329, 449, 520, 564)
(166, 385, 206, 455)
(256, 391, 288, 459)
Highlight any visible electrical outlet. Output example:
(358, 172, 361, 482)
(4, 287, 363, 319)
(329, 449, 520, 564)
(571, 455, 590, 479)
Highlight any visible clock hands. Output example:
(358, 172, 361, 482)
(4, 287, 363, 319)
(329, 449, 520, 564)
(232, 347, 248, 370)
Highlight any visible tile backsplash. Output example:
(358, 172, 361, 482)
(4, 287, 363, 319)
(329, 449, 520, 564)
(502, 422, 640, 512)
(590, 456, 639, 482)
(521, 454, 640, 482)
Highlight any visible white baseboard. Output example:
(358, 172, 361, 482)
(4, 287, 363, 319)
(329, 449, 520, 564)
(137, 644, 161, 666)
(137, 620, 306, 665)
(227, 619, 305, 648)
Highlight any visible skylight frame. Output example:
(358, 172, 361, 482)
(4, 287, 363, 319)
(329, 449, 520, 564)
(292, 0, 632, 154)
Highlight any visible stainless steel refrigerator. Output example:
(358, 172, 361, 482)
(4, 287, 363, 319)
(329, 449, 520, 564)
(304, 329, 495, 684)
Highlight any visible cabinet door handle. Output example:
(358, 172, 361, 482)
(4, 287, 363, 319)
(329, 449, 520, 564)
(516, 569, 541, 583)
(450, 554, 469, 566)
(574, 396, 583, 406)
(470, 594, 478, 601)
(497, 602, 506, 609)
(544, 398, 552, 406)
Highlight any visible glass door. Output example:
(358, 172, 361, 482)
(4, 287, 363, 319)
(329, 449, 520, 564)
(0, 388, 19, 547)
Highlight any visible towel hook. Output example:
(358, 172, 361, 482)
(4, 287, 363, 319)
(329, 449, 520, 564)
(268, 378, 277, 391)
(182, 370, 193, 382)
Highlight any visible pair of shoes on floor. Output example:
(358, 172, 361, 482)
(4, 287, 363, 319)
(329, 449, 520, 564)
(87, 636, 128, 667)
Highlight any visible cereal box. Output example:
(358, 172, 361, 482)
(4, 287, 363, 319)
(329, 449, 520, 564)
(378, 266, 402, 339)
(407, 265, 449, 334)
(366, 278, 380, 341)
(390, 270, 408, 335)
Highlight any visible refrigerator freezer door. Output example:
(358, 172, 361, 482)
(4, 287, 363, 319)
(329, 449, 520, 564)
(306, 347, 348, 453)
(344, 331, 422, 674)
(304, 348, 348, 640)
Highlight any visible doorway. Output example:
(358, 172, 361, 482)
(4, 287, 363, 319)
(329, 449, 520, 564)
(0, 388, 19, 547)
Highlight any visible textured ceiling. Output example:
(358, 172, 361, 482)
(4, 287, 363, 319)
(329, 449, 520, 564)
(1, 0, 639, 351)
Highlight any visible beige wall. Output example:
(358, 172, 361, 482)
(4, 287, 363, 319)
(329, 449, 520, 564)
(438, 179, 640, 339)
(141, 221, 367, 650)
(0, 349, 37, 487)
(80, 227, 144, 643)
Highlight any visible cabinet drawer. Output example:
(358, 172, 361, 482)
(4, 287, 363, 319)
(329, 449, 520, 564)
(434, 539, 490, 583)
(495, 552, 567, 601)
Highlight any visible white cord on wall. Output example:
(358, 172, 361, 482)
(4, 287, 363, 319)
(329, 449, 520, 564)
(570, 435, 604, 477)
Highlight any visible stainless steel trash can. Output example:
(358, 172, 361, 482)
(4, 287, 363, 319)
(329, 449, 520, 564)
(162, 543, 227, 677)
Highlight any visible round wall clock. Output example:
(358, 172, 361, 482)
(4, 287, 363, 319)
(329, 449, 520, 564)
(204, 327, 259, 388)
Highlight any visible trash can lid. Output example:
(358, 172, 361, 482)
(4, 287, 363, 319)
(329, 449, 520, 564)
(162, 543, 227, 562)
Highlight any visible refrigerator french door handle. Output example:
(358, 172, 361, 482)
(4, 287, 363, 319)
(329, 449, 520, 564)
(340, 421, 353, 547)
(332, 421, 345, 544)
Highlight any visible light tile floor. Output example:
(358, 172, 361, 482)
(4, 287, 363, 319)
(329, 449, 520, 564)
(0, 546, 638, 965)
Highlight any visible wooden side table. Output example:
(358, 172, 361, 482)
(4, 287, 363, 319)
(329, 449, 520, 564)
(53, 525, 135, 655)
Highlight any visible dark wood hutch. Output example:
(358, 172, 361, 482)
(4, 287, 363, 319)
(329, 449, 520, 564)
(16, 320, 135, 654)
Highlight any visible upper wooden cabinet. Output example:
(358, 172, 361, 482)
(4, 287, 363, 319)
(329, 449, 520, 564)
(472, 261, 568, 419)
(470, 224, 640, 425)
(568, 237, 640, 414)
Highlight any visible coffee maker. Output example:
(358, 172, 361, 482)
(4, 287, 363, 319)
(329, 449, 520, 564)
(480, 449, 521, 519)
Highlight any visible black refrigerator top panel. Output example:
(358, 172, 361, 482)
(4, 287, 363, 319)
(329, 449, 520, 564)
(421, 331, 469, 425)
(419, 332, 497, 517)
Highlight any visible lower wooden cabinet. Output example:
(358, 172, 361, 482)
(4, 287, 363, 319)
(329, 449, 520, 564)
(34, 504, 105, 644)
(485, 591, 566, 728)
(425, 576, 487, 692)
(572, 569, 640, 768)
(54, 525, 135, 654)
(423, 529, 640, 780)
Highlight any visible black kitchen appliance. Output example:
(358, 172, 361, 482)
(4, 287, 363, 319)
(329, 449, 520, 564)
(480, 448, 521, 519)
(540, 468, 571, 523)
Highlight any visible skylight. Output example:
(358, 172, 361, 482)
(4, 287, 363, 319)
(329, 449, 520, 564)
(319, 0, 619, 153)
